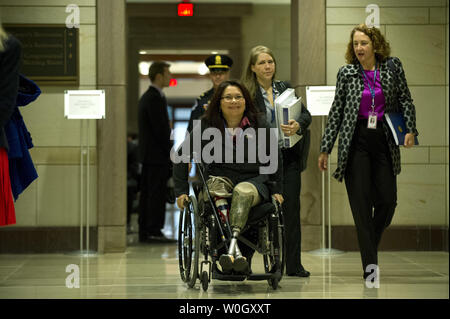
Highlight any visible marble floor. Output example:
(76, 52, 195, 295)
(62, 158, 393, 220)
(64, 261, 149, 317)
(0, 210, 448, 300)
(0, 244, 448, 299)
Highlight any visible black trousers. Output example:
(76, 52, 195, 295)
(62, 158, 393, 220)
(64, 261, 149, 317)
(344, 120, 397, 273)
(127, 183, 138, 225)
(282, 152, 304, 274)
(138, 164, 170, 238)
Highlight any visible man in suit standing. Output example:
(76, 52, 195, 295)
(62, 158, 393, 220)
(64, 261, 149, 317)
(138, 61, 174, 243)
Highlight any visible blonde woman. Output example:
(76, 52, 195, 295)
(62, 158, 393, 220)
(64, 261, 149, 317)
(242, 45, 312, 277)
(0, 22, 21, 226)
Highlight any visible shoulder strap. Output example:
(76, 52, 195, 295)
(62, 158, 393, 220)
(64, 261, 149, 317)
(275, 80, 289, 92)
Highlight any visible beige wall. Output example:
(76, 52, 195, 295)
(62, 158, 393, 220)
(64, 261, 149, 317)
(1, 1, 447, 233)
(241, 4, 291, 80)
(239, 2, 449, 229)
(326, 0, 449, 226)
(0, 0, 98, 227)
(447, 0, 449, 228)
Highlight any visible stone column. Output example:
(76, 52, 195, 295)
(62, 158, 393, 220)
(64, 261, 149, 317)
(96, 0, 127, 252)
(291, 0, 326, 250)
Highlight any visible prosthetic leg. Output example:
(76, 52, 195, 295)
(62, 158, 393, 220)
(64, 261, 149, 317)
(219, 182, 260, 273)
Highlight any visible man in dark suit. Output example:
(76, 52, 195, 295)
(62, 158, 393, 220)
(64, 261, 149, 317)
(137, 61, 174, 243)
(127, 133, 140, 233)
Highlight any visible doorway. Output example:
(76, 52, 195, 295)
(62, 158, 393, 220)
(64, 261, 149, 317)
(125, 2, 247, 244)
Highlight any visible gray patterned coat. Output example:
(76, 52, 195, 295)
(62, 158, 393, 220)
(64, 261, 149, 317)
(320, 57, 418, 182)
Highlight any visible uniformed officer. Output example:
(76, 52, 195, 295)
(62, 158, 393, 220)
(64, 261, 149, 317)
(187, 54, 233, 133)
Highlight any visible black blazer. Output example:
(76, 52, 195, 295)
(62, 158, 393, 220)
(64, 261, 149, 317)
(173, 117, 283, 200)
(0, 35, 21, 150)
(254, 81, 312, 172)
(138, 85, 173, 165)
(187, 87, 214, 133)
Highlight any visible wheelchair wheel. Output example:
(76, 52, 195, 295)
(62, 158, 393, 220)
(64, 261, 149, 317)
(201, 271, 209, 292)
(263, 210, 285, 289)
(178, 195, 200, 288)
(278, 210, 286, 280)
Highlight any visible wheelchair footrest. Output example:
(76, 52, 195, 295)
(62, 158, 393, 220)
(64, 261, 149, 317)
(212, 271, 279, 281)
(212, 272, 247, 281)
(246, 273, 274, 281)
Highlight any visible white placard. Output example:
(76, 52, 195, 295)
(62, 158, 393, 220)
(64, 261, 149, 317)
(64, 90, 105, 119)
(306, 86, 336, 116)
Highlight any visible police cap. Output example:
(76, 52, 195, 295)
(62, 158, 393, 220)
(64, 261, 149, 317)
(204, 54, 233, 72)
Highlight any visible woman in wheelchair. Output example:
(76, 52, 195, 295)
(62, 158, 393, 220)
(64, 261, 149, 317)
(174, 80, 283, 275)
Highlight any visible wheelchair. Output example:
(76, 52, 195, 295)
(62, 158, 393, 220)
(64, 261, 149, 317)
(177, 163, 286, 292)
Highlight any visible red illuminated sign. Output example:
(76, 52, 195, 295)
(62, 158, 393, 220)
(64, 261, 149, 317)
(169, 78, 177, 87)
(178, 3, 193, 16)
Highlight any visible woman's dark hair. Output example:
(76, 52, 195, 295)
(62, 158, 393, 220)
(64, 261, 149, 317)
(203, 80, 261, 133)
(345, 23, 391, 64)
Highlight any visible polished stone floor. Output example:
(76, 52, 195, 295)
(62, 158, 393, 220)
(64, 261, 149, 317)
(0, 244, 448, 299)
(1, 210, 448, 299)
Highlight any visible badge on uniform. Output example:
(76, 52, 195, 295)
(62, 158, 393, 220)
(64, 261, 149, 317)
(367, 111, 378, 129)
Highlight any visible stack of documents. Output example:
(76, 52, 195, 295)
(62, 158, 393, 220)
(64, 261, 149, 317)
(275, 88, 303, 148)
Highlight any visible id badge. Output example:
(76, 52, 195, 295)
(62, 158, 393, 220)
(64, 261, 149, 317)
(367, 112, 378, 129)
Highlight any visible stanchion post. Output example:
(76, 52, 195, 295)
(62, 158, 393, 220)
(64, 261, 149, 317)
(86, 119, 90, 255)
(80, 119, 84, 255)
(328, 160, 331, 249)
(321, 117, 326, 250)
(64, 90, 103, 258)
(305, 86, 344, 257)
(308, 115, 344, 257)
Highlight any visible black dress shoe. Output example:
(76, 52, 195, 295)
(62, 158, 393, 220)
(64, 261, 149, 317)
(287, 269, 310, 277)
(233, 256, 249, 273)
(148, 235, 177, 243)
(139, 233, 176, 243)
(219, 254, 234, 273)
(139, 233, 149, 243)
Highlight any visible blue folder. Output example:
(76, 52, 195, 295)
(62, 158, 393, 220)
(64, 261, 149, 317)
(385, 112, 419, 146)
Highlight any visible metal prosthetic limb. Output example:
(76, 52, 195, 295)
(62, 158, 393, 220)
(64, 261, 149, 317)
(227, 188, 254, 258)
(219, 182, 260, 273)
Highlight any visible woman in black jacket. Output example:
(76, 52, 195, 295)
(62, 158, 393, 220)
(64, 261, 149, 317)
(318, 24, 418, 280)
(174, 80, 283, 273)
(0, 24, 21, 226)
(242, 45, 312, 277)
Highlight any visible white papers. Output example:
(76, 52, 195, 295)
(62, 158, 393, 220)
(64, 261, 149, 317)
(385, 112, 401, 145)
(306, 86, 336, 116)
(275, 88, 303, 148)
(64, 90, 105, 119)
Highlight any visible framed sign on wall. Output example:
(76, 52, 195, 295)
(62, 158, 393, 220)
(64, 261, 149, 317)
(4, 24, 79, 86)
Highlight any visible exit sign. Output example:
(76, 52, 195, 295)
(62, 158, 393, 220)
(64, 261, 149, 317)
(178, 3, 193, 16)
